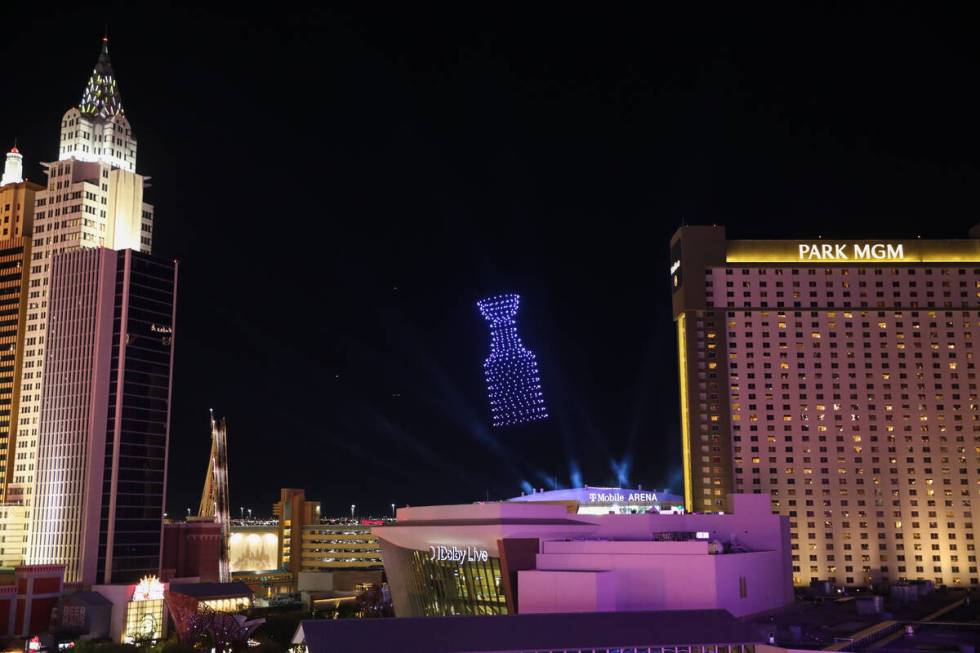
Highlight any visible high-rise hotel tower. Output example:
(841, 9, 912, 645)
(0, 38, 173, 586)
(672, 226, 980, 588)
(0, 148, 43, 566)
(30, 248, 176, 584)
(13, 38, 153, 507)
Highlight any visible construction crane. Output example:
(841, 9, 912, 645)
(199, 409, 231, 582)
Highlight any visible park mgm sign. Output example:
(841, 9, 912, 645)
(796, 242, 904, 261)
(725, 239, 980, 264)
(669, 238, 980, 290)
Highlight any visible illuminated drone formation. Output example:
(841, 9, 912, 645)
(477, 293, 548, 427)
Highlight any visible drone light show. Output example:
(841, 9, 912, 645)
(477, 293, 549, 428)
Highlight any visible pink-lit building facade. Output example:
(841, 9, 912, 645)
(373, 493, 792, 618)
(671, 225, 980, 588)
(28, 248, 177, 585)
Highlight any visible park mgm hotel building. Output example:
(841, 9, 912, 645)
(672, 225, 980, 588)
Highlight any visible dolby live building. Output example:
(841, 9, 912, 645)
(373, 494, 792, 618)
(672, 225, 980, 589)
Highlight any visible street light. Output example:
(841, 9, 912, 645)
(240, 506, 244, 519)
(391, 503, 396, 517)
(351, 504, 356, 519)
(247, 508, 252, 519)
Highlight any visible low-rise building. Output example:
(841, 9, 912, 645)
(230, 489, 386, 598)
(167, 581, 253, 613)
(374, 493, 792, 618)
(293, 609, 761, 653)
(51, 591, 112, 640)
(0, 565, 64, 637)
(301, 521, 383, 571)
(161, 519, 223, 582)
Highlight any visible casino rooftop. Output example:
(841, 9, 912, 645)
(293, 609, 761, 653)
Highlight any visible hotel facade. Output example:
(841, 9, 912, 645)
(13, 37, 153, 511)
(27, 249, 176, 585)
(0, 148, 42, 508)
(0, 37, 175, 584)
(671, 225, 980, 588)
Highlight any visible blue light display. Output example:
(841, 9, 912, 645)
(611, 458, 631, 487)
(477, 293, 549, 427)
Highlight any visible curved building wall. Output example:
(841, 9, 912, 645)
(406, 548, 507, 616)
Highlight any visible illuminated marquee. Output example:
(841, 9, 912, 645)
(428, 545, 489, 565)
(797, 243, 903, 261)
(132, 575, 165, 602)
(587, 492, 659, 503)
(726, 239, 980, 264)
(229, 530, 279, 572)
(126, 575, 165, 644)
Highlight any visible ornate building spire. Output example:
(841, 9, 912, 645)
(79, 36, 124, 119)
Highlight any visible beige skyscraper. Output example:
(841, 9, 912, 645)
(10, 37, 153, 513)
(0, 147, 43, 565)
(0, 38, 155, 570)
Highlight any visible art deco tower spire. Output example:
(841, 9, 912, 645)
(79, 36, 124, 119)
(58, 36, 136, 171)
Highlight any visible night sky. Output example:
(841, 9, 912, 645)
(2, 4, 980, 518)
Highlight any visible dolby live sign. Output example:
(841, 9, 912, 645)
(428, 545, 490, 564)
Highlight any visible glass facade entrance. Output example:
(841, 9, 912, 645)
(406, 549, 507, 616)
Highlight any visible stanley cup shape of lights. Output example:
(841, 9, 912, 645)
(477, 294, 549, 427)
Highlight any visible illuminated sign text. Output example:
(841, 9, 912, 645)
(797, 243, 904, 261)
(428, 545, 489, 565)
(587, 492, 660, 503)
